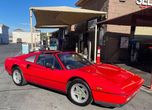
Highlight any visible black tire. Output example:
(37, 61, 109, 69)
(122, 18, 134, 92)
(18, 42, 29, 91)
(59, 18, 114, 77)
(12, 67, 27, 86)
(67, 79, 93, 106)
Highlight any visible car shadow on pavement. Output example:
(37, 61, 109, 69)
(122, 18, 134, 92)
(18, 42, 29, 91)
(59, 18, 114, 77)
(28, 83, 66, 95)
(91, 102, 115, 109)
(28, 83, 115, 109)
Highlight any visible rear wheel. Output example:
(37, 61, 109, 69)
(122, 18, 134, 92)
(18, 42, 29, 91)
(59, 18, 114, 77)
(12, 67, 27, 86)
(67, 79, 93, 106)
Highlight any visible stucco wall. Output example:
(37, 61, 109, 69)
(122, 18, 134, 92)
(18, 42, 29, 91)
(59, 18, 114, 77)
(12, 32, 40, 44)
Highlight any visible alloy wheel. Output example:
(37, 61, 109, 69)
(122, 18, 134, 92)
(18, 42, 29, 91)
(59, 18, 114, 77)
(70, 83, 89, 104)
(13, 70, 22, 84)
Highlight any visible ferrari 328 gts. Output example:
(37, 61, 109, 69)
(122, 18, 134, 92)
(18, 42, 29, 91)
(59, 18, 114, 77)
(5, 50, 144, 107)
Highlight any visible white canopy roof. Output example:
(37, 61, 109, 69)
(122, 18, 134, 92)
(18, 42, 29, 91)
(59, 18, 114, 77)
(30, 6, 106, 28)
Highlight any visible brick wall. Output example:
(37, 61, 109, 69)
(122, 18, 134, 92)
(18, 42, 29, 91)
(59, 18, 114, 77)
(103, 32, 130, 63)
(75, 0, 144, 63)
(77, 0, 141, 34)
(80, 0, 109, 12)
(107, 0, 141, 33)
(75, 0, 109, 33)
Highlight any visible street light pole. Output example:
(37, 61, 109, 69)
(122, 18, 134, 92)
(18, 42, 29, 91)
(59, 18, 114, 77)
(30, 9, 34, 51)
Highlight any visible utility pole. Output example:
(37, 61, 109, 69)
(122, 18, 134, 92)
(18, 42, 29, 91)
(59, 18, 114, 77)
(30, 9, 34, 51)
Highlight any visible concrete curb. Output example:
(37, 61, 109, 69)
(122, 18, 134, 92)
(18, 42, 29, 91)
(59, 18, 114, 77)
(141, 86, 152, 94)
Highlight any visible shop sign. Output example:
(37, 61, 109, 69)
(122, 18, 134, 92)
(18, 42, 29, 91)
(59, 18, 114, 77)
(120, 37, 129, 49)
(88, 19, 97, 30)
(136, 0, 152, 9)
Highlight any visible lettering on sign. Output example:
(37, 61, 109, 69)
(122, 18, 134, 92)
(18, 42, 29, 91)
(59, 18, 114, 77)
(136, 0, 152, 9)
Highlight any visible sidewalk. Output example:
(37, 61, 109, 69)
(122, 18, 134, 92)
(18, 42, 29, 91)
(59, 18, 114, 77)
(116, 64, 151, 87)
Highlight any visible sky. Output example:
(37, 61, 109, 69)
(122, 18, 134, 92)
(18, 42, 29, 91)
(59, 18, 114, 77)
(0, 0, 77, 32)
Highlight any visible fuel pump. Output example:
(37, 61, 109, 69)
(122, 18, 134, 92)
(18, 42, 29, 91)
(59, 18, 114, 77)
(130, 40, 140, 63)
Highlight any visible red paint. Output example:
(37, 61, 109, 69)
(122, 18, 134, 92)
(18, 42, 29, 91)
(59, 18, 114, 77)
(139, 4, 151, 9)
(4, 51, 144, 106)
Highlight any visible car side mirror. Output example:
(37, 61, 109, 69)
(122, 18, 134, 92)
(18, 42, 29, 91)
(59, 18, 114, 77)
(45, 63, 55, 70)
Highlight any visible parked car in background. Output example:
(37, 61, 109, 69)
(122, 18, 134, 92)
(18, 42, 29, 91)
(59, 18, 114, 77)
(4, 50, 144, 107)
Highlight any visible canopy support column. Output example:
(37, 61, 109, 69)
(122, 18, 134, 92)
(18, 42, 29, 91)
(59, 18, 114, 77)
(88, 41, 91, 61)
(94, 24, 98, 63)
(130, 16, 136, 40)
(30, 9, 34, 51)
(129, 17, 137, 63)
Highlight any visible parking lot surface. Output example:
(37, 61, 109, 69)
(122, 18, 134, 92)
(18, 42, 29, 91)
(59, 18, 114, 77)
(0, 44, 152, 110)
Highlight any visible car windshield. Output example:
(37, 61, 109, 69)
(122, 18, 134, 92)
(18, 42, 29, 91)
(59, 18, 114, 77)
(58, 53, 92, 70)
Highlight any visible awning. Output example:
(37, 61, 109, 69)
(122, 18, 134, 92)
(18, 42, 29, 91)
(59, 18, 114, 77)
(30, 6, 106, 28)
(97, 7, 152, 27)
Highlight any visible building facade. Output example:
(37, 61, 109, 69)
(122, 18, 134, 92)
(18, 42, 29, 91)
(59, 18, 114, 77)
(76, 0, 141, 33)
(0, 24, 9, 44)
(12, 29, 40, 45)
(75, 0, 152, 63)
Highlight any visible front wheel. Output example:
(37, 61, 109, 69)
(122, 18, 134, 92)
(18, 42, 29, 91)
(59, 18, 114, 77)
(67, 79, 93, 106)
(12, 67, 27, 86)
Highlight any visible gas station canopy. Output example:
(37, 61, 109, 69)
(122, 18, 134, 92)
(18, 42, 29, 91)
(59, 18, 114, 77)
(30, 6, 106, 62)
(98, 7, 152, 27)
(30, 6, 106, 28)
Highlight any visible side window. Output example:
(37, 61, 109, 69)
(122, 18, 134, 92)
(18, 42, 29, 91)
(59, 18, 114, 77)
(36, 54, 62, 70)
(25, 55, 36, 63)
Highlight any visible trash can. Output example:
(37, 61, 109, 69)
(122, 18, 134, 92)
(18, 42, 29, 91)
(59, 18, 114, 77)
(22, 43, 30, 54)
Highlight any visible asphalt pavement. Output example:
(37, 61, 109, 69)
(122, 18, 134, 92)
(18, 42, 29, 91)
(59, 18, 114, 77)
(0, 44, 152, 110)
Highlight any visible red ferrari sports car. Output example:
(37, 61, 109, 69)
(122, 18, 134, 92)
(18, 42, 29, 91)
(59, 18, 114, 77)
(5, 50, 144, 107)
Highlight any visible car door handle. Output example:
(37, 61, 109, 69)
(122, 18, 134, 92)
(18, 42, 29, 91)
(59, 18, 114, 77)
(26, 64, 31, 69)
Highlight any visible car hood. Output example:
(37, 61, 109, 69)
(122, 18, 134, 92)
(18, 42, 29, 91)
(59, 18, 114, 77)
(78, 64, 144, 95)
(79, 64, 134, 85)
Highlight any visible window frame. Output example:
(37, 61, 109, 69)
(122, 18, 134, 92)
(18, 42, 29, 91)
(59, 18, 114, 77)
(57, 52, 92, 70)
(25, 55, 37, 63)
(36, 53, 63, 70)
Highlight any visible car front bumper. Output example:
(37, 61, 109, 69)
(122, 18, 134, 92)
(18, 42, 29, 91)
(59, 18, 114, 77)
(92, 78, 144, 107)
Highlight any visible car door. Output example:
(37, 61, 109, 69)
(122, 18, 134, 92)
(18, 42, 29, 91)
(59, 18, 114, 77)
(26, 53, 67, 92)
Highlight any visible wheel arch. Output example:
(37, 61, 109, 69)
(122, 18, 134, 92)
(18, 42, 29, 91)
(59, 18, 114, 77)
(66, 76, 91, 92)
(11, 64, 27, 86)
(66, 76, 94, 105)
(11, 64, 19, 73)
